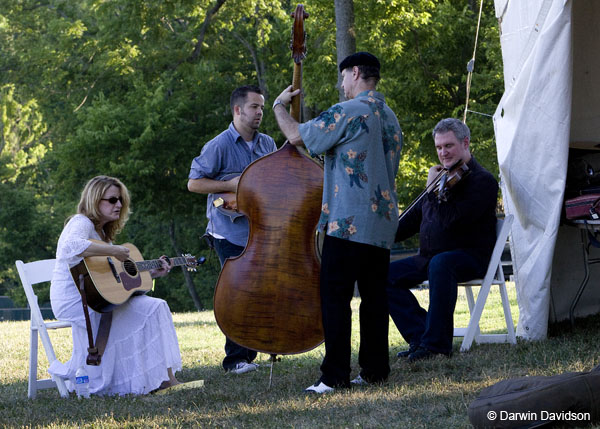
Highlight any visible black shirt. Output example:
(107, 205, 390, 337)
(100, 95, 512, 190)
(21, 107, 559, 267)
(396, 156, 499, 265)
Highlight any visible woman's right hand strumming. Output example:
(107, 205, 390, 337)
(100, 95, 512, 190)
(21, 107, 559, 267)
(110, 245, 131, 262)
(79, 241, 130, 262)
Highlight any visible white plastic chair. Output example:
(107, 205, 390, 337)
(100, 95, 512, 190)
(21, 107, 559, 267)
(16, 259, 71, 398)
(454, 214, 517, 351)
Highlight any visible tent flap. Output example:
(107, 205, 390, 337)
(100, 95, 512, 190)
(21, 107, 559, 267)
(493, 0, 572, 340)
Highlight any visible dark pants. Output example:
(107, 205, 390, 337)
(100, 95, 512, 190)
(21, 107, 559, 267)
(386, 250, 487, 355)
(213, 237, 258, 370)
(319, 235, 390, 388)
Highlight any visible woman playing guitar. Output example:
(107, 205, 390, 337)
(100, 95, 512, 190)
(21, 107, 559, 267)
(49, 175, 184, 395)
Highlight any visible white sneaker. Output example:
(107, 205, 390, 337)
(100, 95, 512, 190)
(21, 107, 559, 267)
(229, 362, 259, 374)
(351, 374, 368, 386)
(305, 381, 334, 394)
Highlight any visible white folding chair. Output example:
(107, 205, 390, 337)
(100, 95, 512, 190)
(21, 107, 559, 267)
(16, 259, 71, 398)
(417, 215, 516, 352)
(453, 214, 517, 351)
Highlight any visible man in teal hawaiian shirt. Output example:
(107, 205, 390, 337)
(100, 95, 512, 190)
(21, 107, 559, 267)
(273, 52, 403, 393)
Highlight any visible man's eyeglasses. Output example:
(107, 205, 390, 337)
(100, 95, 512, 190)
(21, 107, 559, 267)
(101, 196, 123, 205)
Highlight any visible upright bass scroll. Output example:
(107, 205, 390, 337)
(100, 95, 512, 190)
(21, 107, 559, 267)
(289, 4, 308, 121)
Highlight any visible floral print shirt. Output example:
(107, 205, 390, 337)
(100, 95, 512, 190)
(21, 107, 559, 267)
(298, 90, 403, 249)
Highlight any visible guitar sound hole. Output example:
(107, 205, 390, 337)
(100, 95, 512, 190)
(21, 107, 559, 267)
(123, 260, 138, 276)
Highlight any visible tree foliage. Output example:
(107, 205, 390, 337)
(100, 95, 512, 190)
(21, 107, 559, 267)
(0, 0, 503, 311)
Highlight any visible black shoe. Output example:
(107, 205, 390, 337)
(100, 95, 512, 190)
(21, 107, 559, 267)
(396, 344, 419, 358)
(407, 346, 447, 363)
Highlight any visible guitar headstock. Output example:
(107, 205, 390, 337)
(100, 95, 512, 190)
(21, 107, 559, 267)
(182, 254, 206, 272)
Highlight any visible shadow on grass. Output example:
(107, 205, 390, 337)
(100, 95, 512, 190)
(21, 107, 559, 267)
(0, 352, 474, 428)
(3, 315, 600, 427)
(548, 312, 600, 337)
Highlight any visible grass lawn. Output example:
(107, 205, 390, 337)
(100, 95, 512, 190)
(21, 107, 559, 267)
(1, 283, 600, 428)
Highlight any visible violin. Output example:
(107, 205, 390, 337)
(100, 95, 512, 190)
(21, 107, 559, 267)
(399, 159, 470, 222)
(434, 160, 470, 202)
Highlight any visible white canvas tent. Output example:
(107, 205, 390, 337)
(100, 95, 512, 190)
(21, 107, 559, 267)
(493, 0, 600, 340)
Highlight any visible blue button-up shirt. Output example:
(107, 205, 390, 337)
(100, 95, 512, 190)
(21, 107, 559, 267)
(189, 122, 277, 246)
(298, 90, 403, 249)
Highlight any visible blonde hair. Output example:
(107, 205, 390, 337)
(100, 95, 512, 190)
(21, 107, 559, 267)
(74, 175, 132, 242)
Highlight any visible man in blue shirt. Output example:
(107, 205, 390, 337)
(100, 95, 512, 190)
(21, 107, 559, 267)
(273, 52, 403, 393)
(188, 85, 277, 374)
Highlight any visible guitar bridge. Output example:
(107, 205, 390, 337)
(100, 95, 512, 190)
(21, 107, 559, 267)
(107, 257, 121, 283)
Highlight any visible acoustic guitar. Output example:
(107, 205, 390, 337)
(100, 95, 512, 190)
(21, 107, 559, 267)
(211, 172, 243, 219)
(70, 240, 200, 313)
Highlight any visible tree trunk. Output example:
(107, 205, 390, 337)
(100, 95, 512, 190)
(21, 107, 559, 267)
(168, 219, 204, 311)
(233, 32, 268, 100)
(188, 0, 228, 62)
(334, 0, 356, 102)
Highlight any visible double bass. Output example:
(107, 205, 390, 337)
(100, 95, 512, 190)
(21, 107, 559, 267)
(213, 4, 324, 355)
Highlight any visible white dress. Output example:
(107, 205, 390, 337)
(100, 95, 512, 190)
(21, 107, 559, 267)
(49, 214, 182, 396)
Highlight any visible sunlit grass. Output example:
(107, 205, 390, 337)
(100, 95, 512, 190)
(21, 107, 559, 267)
(2, 283, 600, 428)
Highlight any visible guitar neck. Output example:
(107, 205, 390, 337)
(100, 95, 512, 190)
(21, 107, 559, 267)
(135, 256, 189, 272)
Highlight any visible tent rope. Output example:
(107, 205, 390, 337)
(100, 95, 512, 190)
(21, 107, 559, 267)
(462, 0, 485, 124)
(465, 108, 493, 118)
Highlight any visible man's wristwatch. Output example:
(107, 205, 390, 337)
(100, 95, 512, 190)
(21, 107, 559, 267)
(272, 99, 285, 110)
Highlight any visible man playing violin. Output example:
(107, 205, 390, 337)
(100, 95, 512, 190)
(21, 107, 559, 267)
(274, 52, 403, 393)
(387, 118, 498, 362)
(187, 85, 277, 374)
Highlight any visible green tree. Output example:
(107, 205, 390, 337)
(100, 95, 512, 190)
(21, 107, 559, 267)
(364, 0, 502, 205)
(0, 85, 58, 303)
(0, 0, 504, 311)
